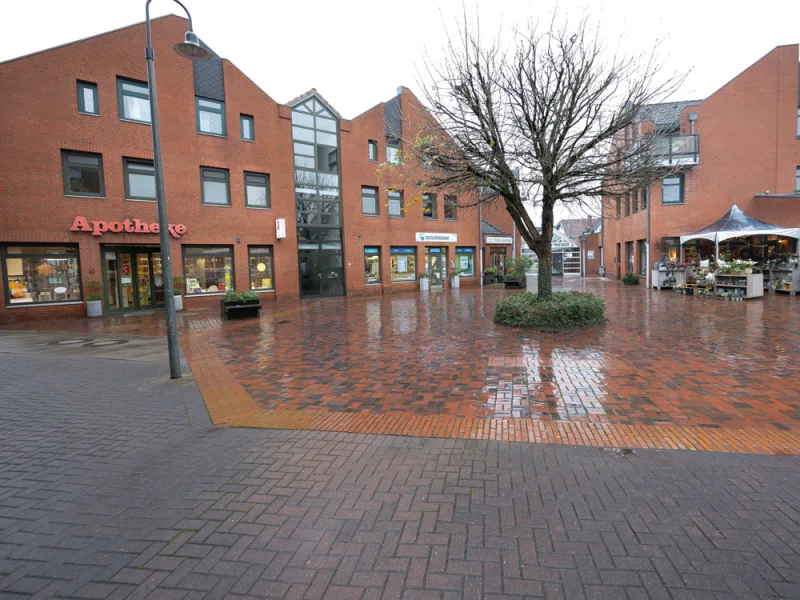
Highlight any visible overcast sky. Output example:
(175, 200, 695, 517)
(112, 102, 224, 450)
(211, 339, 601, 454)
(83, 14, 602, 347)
(3, 0, 799, 221)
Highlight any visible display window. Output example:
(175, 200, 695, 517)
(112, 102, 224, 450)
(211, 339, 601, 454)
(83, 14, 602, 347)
(183, 246, 234, 295)
(364, 247, 380, 284)
(455, 247, 475, 276)
(2, 245, 81, 305)
(248, 246, 274, 291)
(390, 247, 416, 282)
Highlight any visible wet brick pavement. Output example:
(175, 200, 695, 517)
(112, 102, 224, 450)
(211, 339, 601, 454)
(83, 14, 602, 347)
(2, 347, 800, 599)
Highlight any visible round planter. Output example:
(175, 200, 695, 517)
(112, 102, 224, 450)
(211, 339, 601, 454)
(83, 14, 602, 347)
(743, 268, 752, 275)
(173, 294, 183, 312)
(420, 278, 430, 291)
(450, 276, 460, 289)
(86, 299, 103, 318)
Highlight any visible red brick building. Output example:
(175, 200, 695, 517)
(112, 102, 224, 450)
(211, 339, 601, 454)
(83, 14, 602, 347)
(602, 44, 800, 281)
(0, 16, 483, 323)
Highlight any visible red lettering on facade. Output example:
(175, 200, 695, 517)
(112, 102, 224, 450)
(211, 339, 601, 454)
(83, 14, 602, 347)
(69, 217, 186, 238)
(149, 223, 159, 234)
(92, 220, 109, 236)
(109, 221, 123, 233)
(69, 216, 91, 232)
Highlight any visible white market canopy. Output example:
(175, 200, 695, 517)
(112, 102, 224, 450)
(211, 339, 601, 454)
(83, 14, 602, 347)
(680, 204, 800, 245)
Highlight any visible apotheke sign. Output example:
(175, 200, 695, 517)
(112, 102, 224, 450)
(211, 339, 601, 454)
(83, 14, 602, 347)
(415, 232, 457, 242)
(70, 216, 187, 239)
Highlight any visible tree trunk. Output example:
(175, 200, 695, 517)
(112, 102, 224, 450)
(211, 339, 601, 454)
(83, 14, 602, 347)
(537, 200, 555, 301)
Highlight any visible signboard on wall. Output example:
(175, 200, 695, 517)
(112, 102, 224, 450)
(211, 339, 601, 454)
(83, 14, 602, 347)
(587, 250, 595, 260)
(276, 218, 287, 239)
(70, 216, 186, 239)
(415, 232, 457, 243)
(485, 236, 513, 245)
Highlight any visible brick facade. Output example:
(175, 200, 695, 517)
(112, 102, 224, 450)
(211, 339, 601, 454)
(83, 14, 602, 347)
(602, 44, 800, 280)
(0, 16, 482, 323)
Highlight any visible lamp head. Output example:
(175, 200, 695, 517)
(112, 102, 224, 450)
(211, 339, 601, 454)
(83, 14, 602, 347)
(173, 31, 212, 61)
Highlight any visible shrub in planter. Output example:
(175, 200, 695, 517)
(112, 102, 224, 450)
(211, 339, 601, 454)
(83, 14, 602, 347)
(483, 267, 498, 284)
(450, 270, 461, 289)
(85, 280, 103, 318)
(172, 274, 184, 311)
(504, 256, 534, 288)
(419, 272, 430, 291)
(622, 272, 639, 285)
(221, 290, 261, 320)
(494, 291, 605, 331)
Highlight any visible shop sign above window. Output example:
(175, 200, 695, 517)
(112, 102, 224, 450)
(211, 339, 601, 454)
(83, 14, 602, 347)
(415, 232, 457, 243)
(69, 216, 186, 239)
(485, 236, 513, 244)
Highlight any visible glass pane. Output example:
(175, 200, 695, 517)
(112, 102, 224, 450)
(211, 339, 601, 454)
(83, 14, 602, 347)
(295, 170, 316, 185)
(122, 81, 148, 95)
(203, 169, 226, 180)
(316, 117, 336, 132)
(245, 173, 267, 185)
(292, 126, 314, 142)
(199, 110, 224, 135)
(152, 253, 164, 306)
(292, 111, 314, 127)
(68, 167, 102, 195)
(105, 254, 119, 309)
(387, 146, 400, 164)
(123, 96, 151, 122)
(119, 253, 135, 309)
(365, 251, 380, 284)
(320, 214, 340, 225)
(294, 142, 315, 156)
(242, 117, 252, 139)
(6, 255, 81, 304)
(317, 173, 338, 187)
(128, 172, 156, 199)
(83, 87, 95, 113)
(197, 98, 221, 109)
(389, 197, 402, 216)
(321, 202, 340, 213)
(184, 252, 233, 294)
(391, 253, 416, 282)
(203, 180, 229, 204)
(294, 155, 315, 169)
(316, 131, 337, 146)
(249, 252, 274, 290)
(67, 153, 100, 166)
(137, 254, 152, 307)
(246, 184, 268, 207)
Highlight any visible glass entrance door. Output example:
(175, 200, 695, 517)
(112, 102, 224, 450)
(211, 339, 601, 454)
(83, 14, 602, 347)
(490, 249, 506, 275)
(103, 248, 160, 312)
(426, 247, 446, 288)
(299, 250, 345, 298)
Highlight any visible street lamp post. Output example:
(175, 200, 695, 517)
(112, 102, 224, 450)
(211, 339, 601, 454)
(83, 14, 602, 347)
(145, 0, 211, 379)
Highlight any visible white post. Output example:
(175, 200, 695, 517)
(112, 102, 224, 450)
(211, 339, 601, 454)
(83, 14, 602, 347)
(646, 242, 650, 288)
(715, 238, 720, 262)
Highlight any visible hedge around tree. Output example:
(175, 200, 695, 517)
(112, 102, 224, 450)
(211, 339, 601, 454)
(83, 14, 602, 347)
(493, 291, 606, 331)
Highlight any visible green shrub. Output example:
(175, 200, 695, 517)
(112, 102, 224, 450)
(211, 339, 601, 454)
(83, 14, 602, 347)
(622, 271, 638, 284)
(86, 295, 103, 302)
(505, 256, 535, 279)
(494, 291, 605, 331)
(223, 290, 260, 303)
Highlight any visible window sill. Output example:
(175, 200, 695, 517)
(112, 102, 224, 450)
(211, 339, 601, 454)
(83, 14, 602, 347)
(78, 112, 99, 117)
(201, 203, 232, 207)
(241, 138, 255, 143)
(445, 218, 457, 222)
(126, 198, 157, 203)
(64, 194, 105, 199)
(362, 213, 380, 217)
(198, 131, 227, 138)
(391, 280, 417, 284)
(185, 292, 227, 297)
(245, 205, 272, 210)
(252, 289, 275, 293)
(119, 117, 151, 126)
(5, 300, 84, 309)
(423, 217, 438, 221)
(662, 202, 685, 206)
(389, 215, 405, 219)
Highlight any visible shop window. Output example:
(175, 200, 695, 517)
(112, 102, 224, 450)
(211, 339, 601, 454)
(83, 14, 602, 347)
(387, 141, 400, 165)
(77, 81, 98, 115)
(455, 247, 475, 276)
(196, 97, 226, 136)
(123, 158, 156, 201)
(796, 167, 800, 193)
(444, 195, 457, 220)
(642, 186, 649, 209)
(362, 186, 379, 215)
(117, 77, 150, 123)
(626, 241, 634, 273)
(240, 114, 254, 141)
(638, 240, 647, 277)
(183, 246, 233, 295)
(200, 167, 230, 205)
(368, 140, 378, 162)
(423, 193, 437, 219)
(364, 247, 381, 284)
(660, 237, 680, 262)
(248, 246, 274, 291)
(388, 190, 404, 217)
(390, 247, 416, 282)
(61, 150, 105, 197)
(245, 172, 270, 208)
(2, 245, 81, 306)
(662, 175, 684, 204)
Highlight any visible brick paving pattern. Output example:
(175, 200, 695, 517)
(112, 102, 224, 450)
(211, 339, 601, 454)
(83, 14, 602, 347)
(5, 279, 800, 453)
(2, 347, 800, 599)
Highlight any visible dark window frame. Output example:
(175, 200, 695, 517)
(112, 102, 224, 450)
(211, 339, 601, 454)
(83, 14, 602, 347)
(61, 150, 105, 198)
(1, 244, 83, 307)
(248, 245, 275, 291)
(422, 152, 434, 171)
(444, 194, 458, 221)
(638, 240, 647, 277)
(632, 190, 639, 213)
(388, 189, 404, 218)
(642, 186, 649, 209)
(795, 166, 800, 193)
(182, 245, 235, 295)
(116, 77, 150, 124)
(195, 96, 227, 137)
(615, 196, 621, 219)
(625, 193, 631, 216)
(244, 172, 270, 209)
(368, 140, 378, 162)
(200, 167, 231, 206)
(662, 174, 685, 205)
(122, 158, 156, 201)
(423, 193, 437, 219)
(77, 81, 98, 115)
(387, 141, 401, 165)
(361, 186, 379, 216)
(364, 246, 381, 284)
(240, 114, 254, 141)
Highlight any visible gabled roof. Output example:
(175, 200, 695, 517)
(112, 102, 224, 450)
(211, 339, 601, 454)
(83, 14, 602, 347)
(635, 100, 703, 125)
(286, 88, 343, 119)
(481, 220, 506, 235)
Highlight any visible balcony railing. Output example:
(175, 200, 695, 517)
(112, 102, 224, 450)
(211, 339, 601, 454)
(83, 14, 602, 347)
(651, 134, 699, 166)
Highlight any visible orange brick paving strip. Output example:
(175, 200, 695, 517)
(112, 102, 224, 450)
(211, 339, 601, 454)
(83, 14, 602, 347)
(185, 337, 800, 455)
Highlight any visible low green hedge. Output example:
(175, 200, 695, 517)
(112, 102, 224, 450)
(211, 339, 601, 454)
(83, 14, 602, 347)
(494, 291, 606, 331)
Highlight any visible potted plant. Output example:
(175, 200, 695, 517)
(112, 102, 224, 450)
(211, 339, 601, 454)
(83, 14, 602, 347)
(220, 290, 261, 320)
(172, 274, 184, 312)
(450, 269, 461, 289)
(483, 267, 498, 284)
(84, 280, 103, 318)
(504, 256, 533, 289)
(622, 271, 638, 285)
(419, 272, 430, 291)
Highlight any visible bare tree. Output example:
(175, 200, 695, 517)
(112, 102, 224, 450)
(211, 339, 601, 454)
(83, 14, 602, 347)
(387, 15, 683, 299)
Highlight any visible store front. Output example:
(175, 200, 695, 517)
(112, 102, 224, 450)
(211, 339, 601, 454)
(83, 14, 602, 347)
(102, 246, 163, 313)
(298, 249, 345, 298)
(424, 247, 448, 288)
